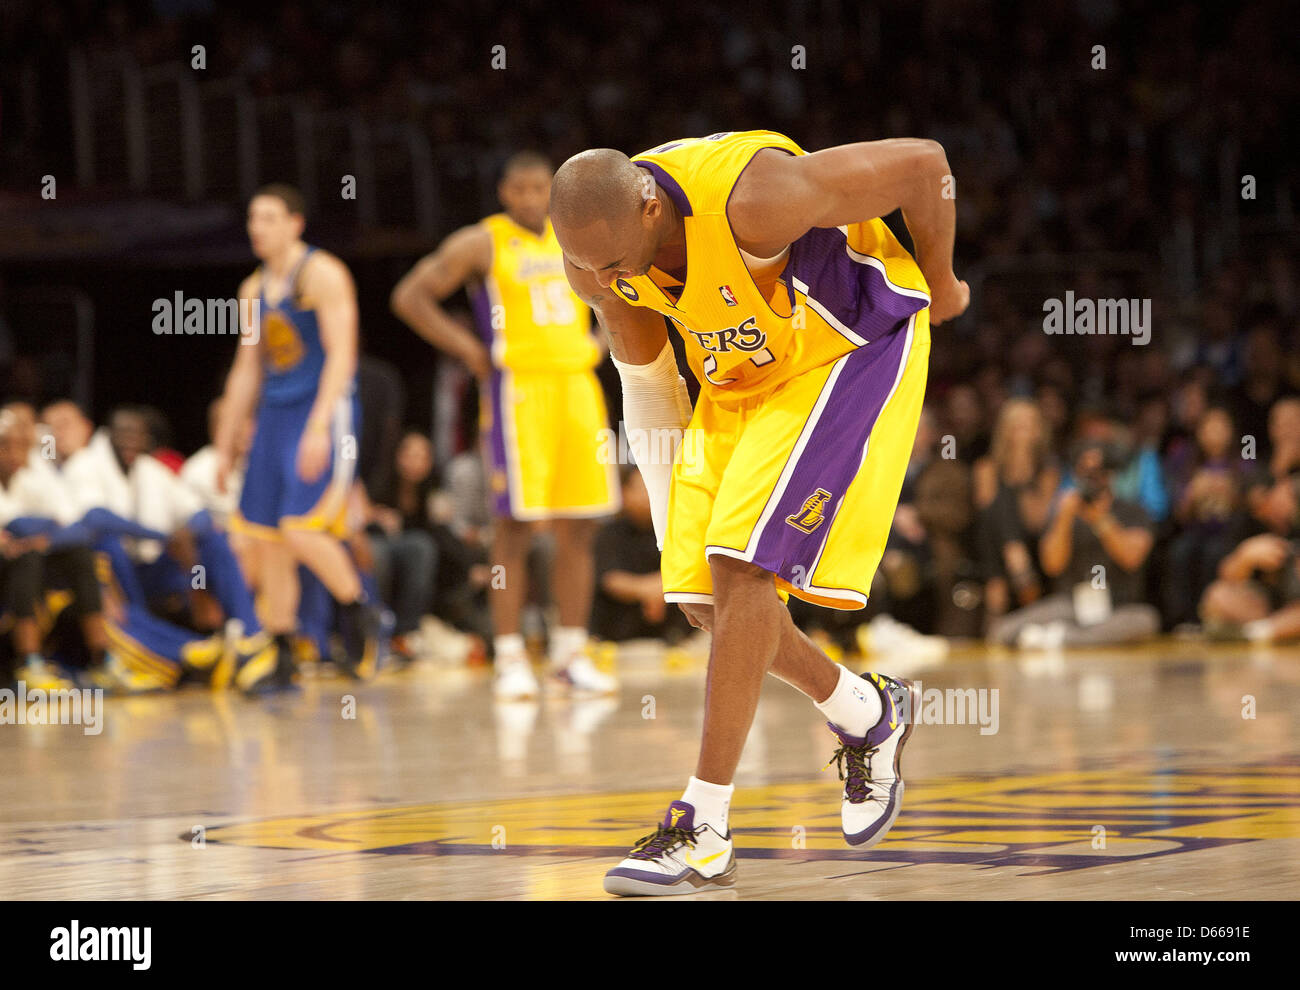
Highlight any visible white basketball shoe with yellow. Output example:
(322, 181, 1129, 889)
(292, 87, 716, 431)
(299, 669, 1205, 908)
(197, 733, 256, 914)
(603, 801, 736, 896)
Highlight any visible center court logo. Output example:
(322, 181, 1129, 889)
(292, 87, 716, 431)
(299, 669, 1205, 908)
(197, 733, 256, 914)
(0, 681, 102, 736)
(49, 921, 151, 970)
(194, 762, 1299, 873)
(151, 292, 261, 345)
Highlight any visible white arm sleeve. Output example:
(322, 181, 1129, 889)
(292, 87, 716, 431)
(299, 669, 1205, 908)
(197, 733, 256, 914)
(611, 340, 693, 550)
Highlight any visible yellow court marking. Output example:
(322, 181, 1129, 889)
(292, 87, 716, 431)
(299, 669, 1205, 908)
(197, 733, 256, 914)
(199, 763, 1300, 871)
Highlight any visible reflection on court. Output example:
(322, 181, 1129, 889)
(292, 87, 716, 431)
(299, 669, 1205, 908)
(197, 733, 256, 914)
(2, 641, 1298, 899)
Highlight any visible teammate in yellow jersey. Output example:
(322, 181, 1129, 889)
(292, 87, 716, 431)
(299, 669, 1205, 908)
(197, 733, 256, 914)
(550, 130, 969, 895)
(391, 152, 620, 701)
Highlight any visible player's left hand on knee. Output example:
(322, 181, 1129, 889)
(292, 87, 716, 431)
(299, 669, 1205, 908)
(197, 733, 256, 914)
(929, 275, 970, 325)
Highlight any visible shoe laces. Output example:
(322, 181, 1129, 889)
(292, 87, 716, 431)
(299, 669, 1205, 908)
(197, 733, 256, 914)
(824, 742, 877, 804)
(629, 824, 699, 861)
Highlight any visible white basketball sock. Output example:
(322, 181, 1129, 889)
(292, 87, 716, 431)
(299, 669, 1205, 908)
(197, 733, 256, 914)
(815, 664, 883, 738)
(682, 776, 734, 835)
(494, 633, 526, 664)
(548, 626, 587, 668)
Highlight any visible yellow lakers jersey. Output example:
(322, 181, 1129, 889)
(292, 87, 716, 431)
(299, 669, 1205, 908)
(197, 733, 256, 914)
(472, 213, 599, 372)
(613, 130, 931, 399)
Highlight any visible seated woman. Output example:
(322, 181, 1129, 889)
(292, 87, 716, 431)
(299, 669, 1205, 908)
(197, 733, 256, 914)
(364, 430, 440, 659)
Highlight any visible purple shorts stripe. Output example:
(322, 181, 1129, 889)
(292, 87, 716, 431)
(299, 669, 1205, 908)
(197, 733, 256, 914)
(787, 227, 927, 342)
(470, 283, 495, 345)
(749, 326, 913, 579)
(483, 368, 513, 517)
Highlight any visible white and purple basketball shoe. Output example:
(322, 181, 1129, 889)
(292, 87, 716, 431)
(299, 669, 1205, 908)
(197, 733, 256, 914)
(603, 800, 736, 896)
(825, 672, 919, 847)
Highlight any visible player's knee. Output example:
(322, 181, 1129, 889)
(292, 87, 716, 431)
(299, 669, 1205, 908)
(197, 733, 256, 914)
(277, 523, 313, 557)
(494, 518, 533, 556)
(554, 518, 597, 550)
(709, 554, 775, 599)
(679, 602, 715, 631)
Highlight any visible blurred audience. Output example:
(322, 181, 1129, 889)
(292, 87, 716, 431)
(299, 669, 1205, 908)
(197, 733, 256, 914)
(973, 399, 1061, 624)
(3, 0, 1300, 662)
(988, 440, 1161, 648)
(365, 429, 439, 652)
(1200, 475, 1300, 643)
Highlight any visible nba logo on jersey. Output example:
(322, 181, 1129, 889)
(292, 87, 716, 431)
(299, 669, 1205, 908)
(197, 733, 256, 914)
(786, 488, 833, 534)
(719, 284, 738, 306)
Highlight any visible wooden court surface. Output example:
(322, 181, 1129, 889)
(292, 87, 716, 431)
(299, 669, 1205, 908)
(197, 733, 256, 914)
(2, 640, 1298, 900)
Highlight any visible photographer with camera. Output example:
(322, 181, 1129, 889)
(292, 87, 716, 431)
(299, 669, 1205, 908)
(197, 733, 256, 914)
(988, 439, 1160, 648)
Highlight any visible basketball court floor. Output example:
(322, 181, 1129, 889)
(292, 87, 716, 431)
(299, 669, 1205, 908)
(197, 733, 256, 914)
(2, 640, 1297, 900)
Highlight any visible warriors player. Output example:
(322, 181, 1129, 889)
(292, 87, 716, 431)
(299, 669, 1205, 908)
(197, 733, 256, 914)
(216, 184, 381, 692)
(391, 152, 619, 700)
(550, 131, 968, 894)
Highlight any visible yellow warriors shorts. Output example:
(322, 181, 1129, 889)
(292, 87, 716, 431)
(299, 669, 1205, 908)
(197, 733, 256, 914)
(482, 366, 621, 520)
(662, 309, 930, 609)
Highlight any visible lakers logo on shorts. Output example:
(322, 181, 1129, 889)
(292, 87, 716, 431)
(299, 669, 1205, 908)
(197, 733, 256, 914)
(786, 488, 833, 534)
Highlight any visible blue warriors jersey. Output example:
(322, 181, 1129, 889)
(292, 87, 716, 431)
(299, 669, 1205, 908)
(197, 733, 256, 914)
(256, 245, 326, 405)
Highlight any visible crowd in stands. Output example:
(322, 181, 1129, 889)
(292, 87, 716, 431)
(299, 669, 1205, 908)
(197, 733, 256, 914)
(2, 0, 1298, 684)
(5, 309, 1300, 692)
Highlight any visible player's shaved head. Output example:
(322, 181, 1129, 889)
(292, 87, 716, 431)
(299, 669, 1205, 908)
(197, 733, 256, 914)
(550, 149, 646, 232)
(551, 148, 673, 286)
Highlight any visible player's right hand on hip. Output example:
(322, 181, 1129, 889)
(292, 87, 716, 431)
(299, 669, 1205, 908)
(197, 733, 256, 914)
(929, 275, 970, 325)
(464, 342, 493, 382)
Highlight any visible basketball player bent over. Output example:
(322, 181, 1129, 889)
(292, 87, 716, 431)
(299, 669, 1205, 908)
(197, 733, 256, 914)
(216, 184, 381, 692)
(391, 152, 619, 700)
(551, 131, 968, 894)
